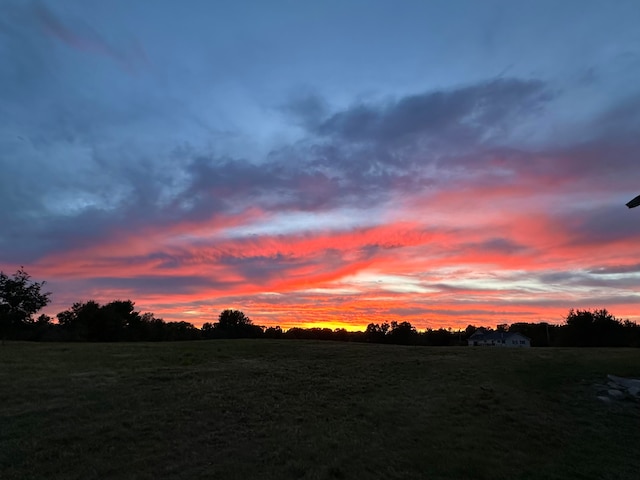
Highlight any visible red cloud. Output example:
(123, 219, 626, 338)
(30, 167, 640, 330)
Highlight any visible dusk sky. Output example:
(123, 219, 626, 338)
(2, 0, 640, 330)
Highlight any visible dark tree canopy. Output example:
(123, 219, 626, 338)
(218, 309, 252, 329)
(203, 309, 264, 339)
(387, 321, 417, 344)
(54, 299, 200, 342)
(0, 268, 51, 340)
(563, 308, 628, 346)
(56, 300, 144, 342)
(2, 278, 639, 346)
(365, 322, 390, 342)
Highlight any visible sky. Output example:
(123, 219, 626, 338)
(2, 0, 640, 330)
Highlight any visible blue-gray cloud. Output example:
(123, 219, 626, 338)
(1, 72, 638, 265)
(313, 78, 551, 147)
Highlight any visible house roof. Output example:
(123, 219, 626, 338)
(469, 330, 530, 341)
(627, 194, 640, 209)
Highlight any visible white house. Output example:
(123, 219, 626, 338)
(468, 329, 531, 347)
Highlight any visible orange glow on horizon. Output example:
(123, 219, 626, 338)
(26, 180, 640, 331)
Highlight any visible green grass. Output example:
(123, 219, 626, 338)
(1, 341, 639, 479)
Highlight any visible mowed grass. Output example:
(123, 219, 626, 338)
(1, 341, 639, 480)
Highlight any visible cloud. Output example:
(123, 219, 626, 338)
(0, 76, 575, 267)
(463, 237, 527, 255)
(33, 2, 147, 73)
(312, 78, 552, 147)
(3, 56, 640, 329)
(559, 204, 640, 248)
(280, 91, 329, 130)
(590, 263, 640, 275)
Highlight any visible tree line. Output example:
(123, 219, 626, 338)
(1, 268, 639, 346)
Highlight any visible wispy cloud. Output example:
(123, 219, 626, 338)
(34, 2, 148, 72)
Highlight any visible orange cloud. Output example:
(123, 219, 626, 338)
(31, 173, 640, 330)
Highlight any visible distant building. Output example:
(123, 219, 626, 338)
(468, 328, 531, 347)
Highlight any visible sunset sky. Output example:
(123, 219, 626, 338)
(2, 0, 640, 330)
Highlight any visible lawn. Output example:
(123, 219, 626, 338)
(1, 340, 639, 479)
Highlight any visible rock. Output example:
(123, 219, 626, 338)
(596, 376, 640, 403)
(607, 374, 640, 389)
(607, 389, 625, 399)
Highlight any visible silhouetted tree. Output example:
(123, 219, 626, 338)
(27, 314, 55, 341)
(264, 326, 283, 339)
(333, 328, 349, 342)
(0, 268, 51, 342)
(163, 321, 201, 341)
(564, 308, 625, 346)
(311, 328, 334, 341)
(423, 328, 456, 346)
(56, 300, 176, 342)
(211, 309, 263, 338)
(218, 310, 251, 329)
(622, 319, 640, 347)
(283, 327, 333, 341)
(364, 322, 389, 343)
(145, 317, 170, 341)
(57, 300, 101, 341)
(387, 321, 417, 345)
(508, 322, 557, 347)
(201, 322, 215, 339)
(283, 327, 305, 339)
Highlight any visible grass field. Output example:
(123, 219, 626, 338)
(1, 341, 639, 479)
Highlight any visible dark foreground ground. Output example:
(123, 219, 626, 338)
(1, 340, 639, 480)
